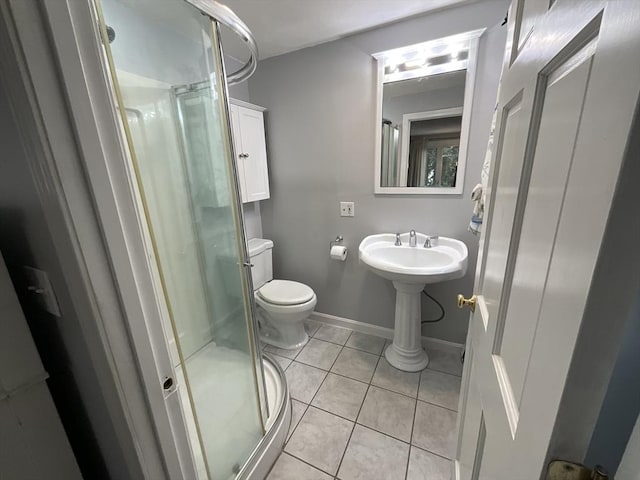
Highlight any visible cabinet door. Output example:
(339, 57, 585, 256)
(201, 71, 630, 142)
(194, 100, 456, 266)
(237, 106, 270, 202)
(228, 104, 248, 203)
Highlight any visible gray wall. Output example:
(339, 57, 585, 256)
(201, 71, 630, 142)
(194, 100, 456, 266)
(248, 0, 509, 343)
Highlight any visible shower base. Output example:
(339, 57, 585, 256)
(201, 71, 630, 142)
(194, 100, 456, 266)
(177, 346, 290, 479)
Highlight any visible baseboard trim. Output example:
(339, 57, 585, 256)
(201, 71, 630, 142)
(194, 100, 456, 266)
(310, 311, 464, 353)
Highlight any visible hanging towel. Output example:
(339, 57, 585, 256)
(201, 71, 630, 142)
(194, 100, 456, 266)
(469, 183, 484, 235)
(469, 81, 500, 236)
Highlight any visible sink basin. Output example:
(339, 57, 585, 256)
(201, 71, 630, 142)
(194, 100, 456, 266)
(358, 232, 468, 372)
(359, 233, 468, 284)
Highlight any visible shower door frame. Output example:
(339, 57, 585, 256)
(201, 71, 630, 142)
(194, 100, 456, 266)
(0, 0, 193, 478)
(9, 0, 267, 478)
(68, 0, 268, 478)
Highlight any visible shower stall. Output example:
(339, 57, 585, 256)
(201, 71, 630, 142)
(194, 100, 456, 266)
(94, 0, 289, 478)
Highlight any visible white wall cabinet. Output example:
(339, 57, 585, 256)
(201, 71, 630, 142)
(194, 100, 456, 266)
(229, 100, 270, 203)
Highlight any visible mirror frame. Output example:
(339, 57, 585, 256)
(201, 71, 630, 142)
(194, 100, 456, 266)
(373, 29, 485, 195)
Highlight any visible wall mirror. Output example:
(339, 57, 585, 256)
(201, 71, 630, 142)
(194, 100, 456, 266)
(373, 30, 484, 195)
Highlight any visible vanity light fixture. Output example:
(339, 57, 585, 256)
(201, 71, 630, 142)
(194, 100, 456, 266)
(404, 57, 428, 69)
(376, 30, 483, 83)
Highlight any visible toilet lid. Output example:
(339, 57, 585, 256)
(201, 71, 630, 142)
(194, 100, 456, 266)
(258, 280, 315, 306)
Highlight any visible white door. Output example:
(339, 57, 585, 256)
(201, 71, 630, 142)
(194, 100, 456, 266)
(455, 1, 640, 479)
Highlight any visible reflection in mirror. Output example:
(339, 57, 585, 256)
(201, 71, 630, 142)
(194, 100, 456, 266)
(374, 30, 483, 194)
(408, 114, 461, 187)
(382, 70, 465, 187)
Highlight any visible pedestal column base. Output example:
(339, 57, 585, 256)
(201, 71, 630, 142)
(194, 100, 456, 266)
(385, 281, 429, 372)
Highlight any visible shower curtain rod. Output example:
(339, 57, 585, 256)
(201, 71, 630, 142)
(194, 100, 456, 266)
(185, 0, 258, 85)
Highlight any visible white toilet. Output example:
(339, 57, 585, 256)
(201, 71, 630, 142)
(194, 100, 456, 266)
(248, 238, 317, 350)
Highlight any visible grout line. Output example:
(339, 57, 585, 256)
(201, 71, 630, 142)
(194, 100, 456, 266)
(423, 367, 463, 379)
(405, 369, 422, 480)
(415, 397, 459, 414)
(283, 451, 337, 478)
(284, 398, 309, 445)
(334, 353, 383, 477)
(410, 443, 456, 462)
(277, 329, 460, 476)
(286, 336, 350, 477)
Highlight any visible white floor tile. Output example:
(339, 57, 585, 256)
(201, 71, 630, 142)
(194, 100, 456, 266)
(312, 373, 368, 420)
(338, 425, 409, 480)
(331, 348, 379, 383)
(296, 338, 342, 370)
(314, 325, 352, 345)
(285, 362, 327, 403)
(267, 453, 332, 480)
(345, 332, 386, 355)
(412, 401, 457, 459)
(406, 446, 452, 480)
(286, 407, 353, 476)
(357, 386, 415, 442)
(418, 369, 461, 411)
(372, 357, 420, 398)
(426, 346, 463, 377)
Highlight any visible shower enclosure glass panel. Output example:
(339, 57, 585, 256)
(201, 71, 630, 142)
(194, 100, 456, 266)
(97, 0, 263, 478)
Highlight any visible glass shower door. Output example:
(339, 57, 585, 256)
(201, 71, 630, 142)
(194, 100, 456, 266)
(96, 0, 264, 478)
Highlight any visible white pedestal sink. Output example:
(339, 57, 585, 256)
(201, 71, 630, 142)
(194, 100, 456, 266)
(359, 233, 468, 372)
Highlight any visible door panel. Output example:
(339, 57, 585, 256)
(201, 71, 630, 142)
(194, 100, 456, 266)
(498, 48, 594, 409)
(478, 93, 526, 327)
(456, 1, 640, 479)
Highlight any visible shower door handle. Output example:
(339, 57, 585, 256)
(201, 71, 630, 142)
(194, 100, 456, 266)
(243, 261, 254, 268)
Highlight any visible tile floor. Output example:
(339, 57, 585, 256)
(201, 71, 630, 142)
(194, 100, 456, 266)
(264, 321, 463, 480)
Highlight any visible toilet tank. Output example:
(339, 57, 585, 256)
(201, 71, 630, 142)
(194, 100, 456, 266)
(247, 238, 274, 290)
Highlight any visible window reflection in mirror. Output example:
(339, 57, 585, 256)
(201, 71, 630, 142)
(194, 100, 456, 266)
(409, 117, 461, 187)
(374, 30, 483, 194)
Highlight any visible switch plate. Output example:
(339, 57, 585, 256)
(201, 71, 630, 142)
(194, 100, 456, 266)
(340, 201, 355, 217)
(23, 266, 61, 317)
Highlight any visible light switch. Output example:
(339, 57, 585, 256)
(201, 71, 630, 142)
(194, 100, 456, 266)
(340, 201, 355, 217)
(23, 266, 61, 317)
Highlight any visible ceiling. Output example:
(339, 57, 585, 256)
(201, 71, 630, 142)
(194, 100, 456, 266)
(219, 0, 469, 62)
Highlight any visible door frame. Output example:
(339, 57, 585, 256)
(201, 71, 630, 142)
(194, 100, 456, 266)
(454, 0, 640, 477)
(0, 0, 199, 478)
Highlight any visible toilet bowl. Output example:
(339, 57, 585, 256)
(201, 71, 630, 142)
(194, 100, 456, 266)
(248, 238, 317, 350)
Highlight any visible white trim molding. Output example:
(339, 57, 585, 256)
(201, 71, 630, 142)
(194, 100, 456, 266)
(309, 311, 464, 354)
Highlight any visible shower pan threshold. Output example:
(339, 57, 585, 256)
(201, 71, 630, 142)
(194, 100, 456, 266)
(239, 354, 291, 480)
(179, 350, 290, 480)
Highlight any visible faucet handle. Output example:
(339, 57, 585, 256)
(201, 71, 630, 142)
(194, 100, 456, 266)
(395, 233, 402, 246)
(424, 235, 439, 248)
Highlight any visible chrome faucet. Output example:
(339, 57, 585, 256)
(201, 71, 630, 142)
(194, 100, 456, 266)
(395, 233, 402, 246)
(424, 235, 439, 248)
(409, 230, 417, 247)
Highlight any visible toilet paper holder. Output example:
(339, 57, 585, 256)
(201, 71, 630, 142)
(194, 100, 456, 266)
(330, 235, 344, 248)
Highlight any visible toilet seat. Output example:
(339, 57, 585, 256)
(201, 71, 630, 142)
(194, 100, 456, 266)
(258, 280, 314, 306)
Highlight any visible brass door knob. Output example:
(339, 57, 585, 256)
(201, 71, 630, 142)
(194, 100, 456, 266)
(457, 294, 477, 312)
